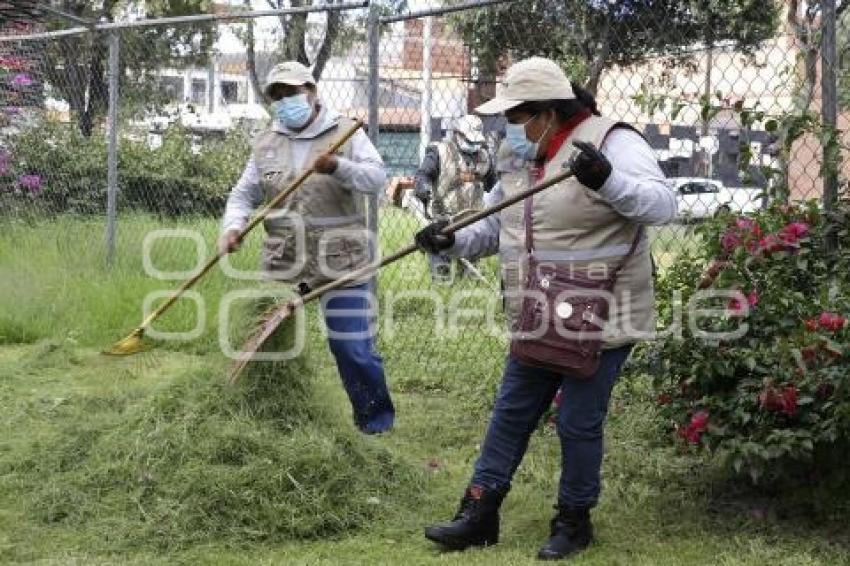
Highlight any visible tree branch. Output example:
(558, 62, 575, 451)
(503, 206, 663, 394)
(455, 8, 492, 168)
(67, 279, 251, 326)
(245, 1, 269, 106)
(312, 7, 341, 81)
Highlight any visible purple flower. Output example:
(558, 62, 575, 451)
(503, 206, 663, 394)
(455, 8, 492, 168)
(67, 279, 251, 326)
(19, 174, 42, 195)
(0, 149, 10, 176)
(9, 73, 33, 88)
(3, 106, 20, 115)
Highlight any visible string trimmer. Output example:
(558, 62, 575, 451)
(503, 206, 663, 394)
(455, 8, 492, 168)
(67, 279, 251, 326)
(103, 119, 365, 357)
(227, 166, 576, 384)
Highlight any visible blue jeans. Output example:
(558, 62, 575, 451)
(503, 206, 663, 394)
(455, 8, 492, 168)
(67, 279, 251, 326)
(471, 346, 633, 509)
(320, 283, 394, 434)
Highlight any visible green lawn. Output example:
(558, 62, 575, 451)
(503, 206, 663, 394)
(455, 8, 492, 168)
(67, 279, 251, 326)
(0, 213, 847, 564)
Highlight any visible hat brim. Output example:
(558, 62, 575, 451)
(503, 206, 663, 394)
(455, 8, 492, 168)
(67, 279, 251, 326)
(263, 78, 315, 96)
(474, 97, 524, 115)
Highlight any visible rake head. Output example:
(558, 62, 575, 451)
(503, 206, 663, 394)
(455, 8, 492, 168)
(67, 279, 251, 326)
(102, 327, 151, 356)
(227, 301, 297, 385)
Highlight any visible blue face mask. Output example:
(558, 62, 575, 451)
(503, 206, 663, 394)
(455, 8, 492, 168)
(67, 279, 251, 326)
(273, 93, 313, 129)
(504, 114, 551, 161)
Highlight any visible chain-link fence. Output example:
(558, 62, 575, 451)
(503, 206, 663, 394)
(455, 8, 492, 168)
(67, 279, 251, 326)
(0, 1, 847, 373)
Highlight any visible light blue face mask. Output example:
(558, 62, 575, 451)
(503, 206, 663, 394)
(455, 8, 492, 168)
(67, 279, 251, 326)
(273, 93, 313, 129)
(504, 114, 551, 161)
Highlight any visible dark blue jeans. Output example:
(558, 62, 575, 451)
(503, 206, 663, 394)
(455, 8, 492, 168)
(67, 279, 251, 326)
(320, 283, 395, 434)
(471, 345, 633, 509)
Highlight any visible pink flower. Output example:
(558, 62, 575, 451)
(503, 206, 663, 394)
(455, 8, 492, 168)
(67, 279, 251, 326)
(780, 386, 798, 416)
(0, 149, 10, 176)
(756, 234, 792, 256)
(779, 222, 810, 243)
(721, 231, 742, 252)
(746, 291, 759, 308)
(691, 410, 709, 429)
(9, 73, 33, 88)
(818, 312, 847, 333)
(553, 388, 563, 408)
(735, 218, 762, 237)
(728, 296, 743, 314)
(758, 384, 783, 412)
(18, 174, 42, 195)
(728, 291, 756, 314)
(801, 346, 818, 362)
(0, 56, 28, 71)
(679, 410, 710, 444)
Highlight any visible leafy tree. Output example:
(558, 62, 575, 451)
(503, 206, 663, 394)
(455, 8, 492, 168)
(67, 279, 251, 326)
(239, 0, 406, 104)
(451, 0, 780, 94)
(37, 1, 215, 136)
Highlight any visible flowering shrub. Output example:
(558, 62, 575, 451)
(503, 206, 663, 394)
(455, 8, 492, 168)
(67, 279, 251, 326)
(636, 200, 850, 483)
(0, 121, 249, 217)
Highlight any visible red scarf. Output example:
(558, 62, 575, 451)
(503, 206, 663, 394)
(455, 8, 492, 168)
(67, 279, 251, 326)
(531, 109, 592, 181)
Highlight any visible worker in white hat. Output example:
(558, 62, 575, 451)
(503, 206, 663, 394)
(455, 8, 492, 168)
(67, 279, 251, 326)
(416, 57, 677, 559)
(219, 61, 395, 435)
(412, 114, 497, 282)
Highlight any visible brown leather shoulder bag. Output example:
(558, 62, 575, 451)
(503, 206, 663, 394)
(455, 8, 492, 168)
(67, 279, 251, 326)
(509, 194, 643, 378)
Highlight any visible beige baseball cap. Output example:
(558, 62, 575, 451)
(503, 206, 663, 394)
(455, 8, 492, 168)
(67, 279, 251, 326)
(264, 61, 315, 96)
(475, 57, 575, 115)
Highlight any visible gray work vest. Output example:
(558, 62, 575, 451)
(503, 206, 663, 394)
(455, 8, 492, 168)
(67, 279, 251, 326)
(253, 116, 370, 289)
(429, 139, 492, 218)
(499, 115, 656, 348)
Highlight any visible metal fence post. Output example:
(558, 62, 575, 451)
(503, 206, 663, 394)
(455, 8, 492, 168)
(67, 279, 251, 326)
(366, 3, 380, 301)
(367, 4, 379, 143)
(105, 30, 120, 266)
(821, 0, 838, 253)
(419, 16, 433, 161)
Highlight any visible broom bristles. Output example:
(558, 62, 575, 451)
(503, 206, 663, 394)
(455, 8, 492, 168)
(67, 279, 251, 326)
(227, 301, 297, 384)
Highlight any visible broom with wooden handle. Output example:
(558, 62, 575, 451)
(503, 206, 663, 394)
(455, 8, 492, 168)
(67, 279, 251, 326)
(103, 119, 365, 357)
(227, 166, 576, 384)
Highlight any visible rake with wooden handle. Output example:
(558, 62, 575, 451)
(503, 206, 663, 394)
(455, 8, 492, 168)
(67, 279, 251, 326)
(103, 119, 365, 357)
(227, 166, 576, 384)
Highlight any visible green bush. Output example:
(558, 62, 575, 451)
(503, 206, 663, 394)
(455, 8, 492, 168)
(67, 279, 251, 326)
(635, 200, 850, 483)
(0, 120, 249, 217)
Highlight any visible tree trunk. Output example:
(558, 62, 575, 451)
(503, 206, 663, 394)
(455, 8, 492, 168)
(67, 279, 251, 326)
(312, 8, 341, 81)
(245, 1, 267, 105)
(583, 18, 611, 95)
(280, 0, 309, 64)
(80, 36, 108, 137)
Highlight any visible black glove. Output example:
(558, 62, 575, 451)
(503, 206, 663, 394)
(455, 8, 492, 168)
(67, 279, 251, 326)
(571, 140, 612, 191)
(414, 219, 455, 254)
(413, 180, 432, 209)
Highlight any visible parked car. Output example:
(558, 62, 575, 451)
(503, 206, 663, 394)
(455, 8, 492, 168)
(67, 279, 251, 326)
(670, 177, 764, 221)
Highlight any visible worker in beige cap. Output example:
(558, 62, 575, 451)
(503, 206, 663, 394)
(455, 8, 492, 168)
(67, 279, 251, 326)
(220, 61, 395, 435)
(416, 57, 677, 559)
(413, 114, 497, 282)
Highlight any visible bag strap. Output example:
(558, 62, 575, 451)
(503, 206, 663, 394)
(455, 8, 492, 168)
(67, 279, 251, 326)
(524, 186, 645, 283)
(608, 225, 645, 282)
(523, 175, 535, 255)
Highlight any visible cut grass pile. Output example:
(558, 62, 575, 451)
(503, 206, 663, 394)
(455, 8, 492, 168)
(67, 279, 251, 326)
(2, 308, 422, 552)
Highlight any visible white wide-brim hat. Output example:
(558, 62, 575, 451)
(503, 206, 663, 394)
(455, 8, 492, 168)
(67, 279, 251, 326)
(475, 57, 575, 115)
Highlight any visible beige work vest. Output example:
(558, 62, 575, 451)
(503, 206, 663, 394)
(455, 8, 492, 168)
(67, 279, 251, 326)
(499, 115, 656, 348)
(253, 116, 370, 289)
(429, 139, 491, 218)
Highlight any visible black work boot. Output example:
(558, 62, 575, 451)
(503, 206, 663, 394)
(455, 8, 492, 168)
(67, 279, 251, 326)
(537, 507, 593, 561)
(424, 485, 504, 550)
